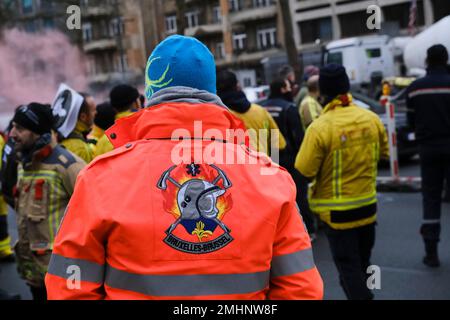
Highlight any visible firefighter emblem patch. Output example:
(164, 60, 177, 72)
(157, 163, 233, 254)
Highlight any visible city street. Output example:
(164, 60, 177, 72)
(1, 157, 449, 300)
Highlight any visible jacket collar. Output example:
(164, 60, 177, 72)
(106, 91, 246, 149)
(19, 133, 56, 169)
(323, 93, 354, 113)
(427, 65, 449, 75)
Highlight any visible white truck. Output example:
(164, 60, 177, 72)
(325, 35, 396, 91)
(403, 15, 450, 74)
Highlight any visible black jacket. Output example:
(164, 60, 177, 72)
(259, 97, 304, 166)
(406, 66, 450, 146)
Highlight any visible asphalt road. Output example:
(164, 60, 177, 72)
(1, 157, 449, 300)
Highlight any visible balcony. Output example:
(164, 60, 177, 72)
(83, 38, 117, 53)
(82, 6, 114, 18)
(235, 46, 281, 64)
(184, 23, 223, 37)
(229, 5, 277, 24)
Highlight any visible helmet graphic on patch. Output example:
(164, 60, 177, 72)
(157, 163, 233, 254)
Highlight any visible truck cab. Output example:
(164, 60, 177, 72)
(325, 35, 396, 95)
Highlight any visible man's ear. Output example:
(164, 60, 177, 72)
(79, 112, 87, 123)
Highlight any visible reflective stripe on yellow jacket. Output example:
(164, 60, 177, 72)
(295, 94, 389, 230)
(94, 110, 134, 158)
(230, 104, 286, 156)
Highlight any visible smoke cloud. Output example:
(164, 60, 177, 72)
(0, 28, 88, 128)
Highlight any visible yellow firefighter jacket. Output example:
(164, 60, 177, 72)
(295, 94, 389, 230)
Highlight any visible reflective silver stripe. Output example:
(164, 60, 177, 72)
(422, 219, 440, 224)
(105, 267, 270, 297)
(270, 248, 316, 278)
(47, 254, 105, 284)
(408, 88, 450, 98)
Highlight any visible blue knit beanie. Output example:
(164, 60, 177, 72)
(145, 35, 216, 99)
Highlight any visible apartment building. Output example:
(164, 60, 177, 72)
(144, 0, 283, 86)
(7, 0, 81, 44)
(291, 0, 450, 48)
(81, 0, 147, 90)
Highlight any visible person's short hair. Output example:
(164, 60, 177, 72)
(426, 44, 449, 67)
(307, 75, 319, 93)
(110, 84, 140, 112)
(270, 78, 288, 97)
(94, 101, 116, 131)
(278, 65, 294, 80)
(78, 92, 92, 119)
(217, 69, 238, 94)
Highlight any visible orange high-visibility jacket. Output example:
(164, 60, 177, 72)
(45, 98, 323, 300)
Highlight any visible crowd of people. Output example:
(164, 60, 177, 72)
(0, 35, 449, 301)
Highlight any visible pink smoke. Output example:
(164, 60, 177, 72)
(0, 28, 88, 114)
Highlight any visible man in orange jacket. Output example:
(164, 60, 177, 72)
(45, 35, 323, 300)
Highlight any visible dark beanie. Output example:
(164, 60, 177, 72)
(12, 103, 54, 135)
(109, 84, 140, 111)
(319, 64, 350, 98)
(427, 44, 448, 66)
(94, 101, 117, 131)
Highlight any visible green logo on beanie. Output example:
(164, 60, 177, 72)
(145, 56, 173, 99)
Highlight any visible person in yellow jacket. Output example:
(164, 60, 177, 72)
(217, 70, 286, 156)
(9, 103, 85, 300)
(295, 64, 389, 300)
(94, 85, 141, 158)
(87, 101, 117, 155)
(0, 135, 13, 262)
(60, 93, 96, 163)
(299, 75, 323, 130)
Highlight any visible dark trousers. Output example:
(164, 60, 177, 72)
(326, 223, 376, 300)
(29, 285, 47, 301)
(0, 215, 8, 240)
(281, 155, 316, 234)
(419, 145, 450, 242)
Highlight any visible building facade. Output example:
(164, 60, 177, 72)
(81, 0, 147, 91)
(143, 0, 450, 86)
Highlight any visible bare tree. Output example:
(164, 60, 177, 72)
(279, 0, 302, 82)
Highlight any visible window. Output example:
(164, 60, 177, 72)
(243, 77, 252, 87)
(22, 0, 33, 14)
(257, 27, 277, 49)
(216, 42, 225, 59)
(299, 17, 332, 44)
(165, 15, 177, 33)
(185, 11, 199, 28)
(43, 18, 54, 29)
(87, 56, 96, 76)
(229, 0, 241, 12)
(82, 23, 93, 42)
(253, 0, 273, 8)
(212, 6, 222, 24)
(115, 54, 128, 72)
(110, 18, 124, 36)
(233, 32, 247, 51)
(326, 51, 343, 65)
(366, 48, 381, 58)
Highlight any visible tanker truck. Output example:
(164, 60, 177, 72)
(404, 15, 450, 75)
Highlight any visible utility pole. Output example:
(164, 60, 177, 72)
(220, 0, 233, 63)
(175, 0, 186, 35)
(279, 0, 302, 82)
